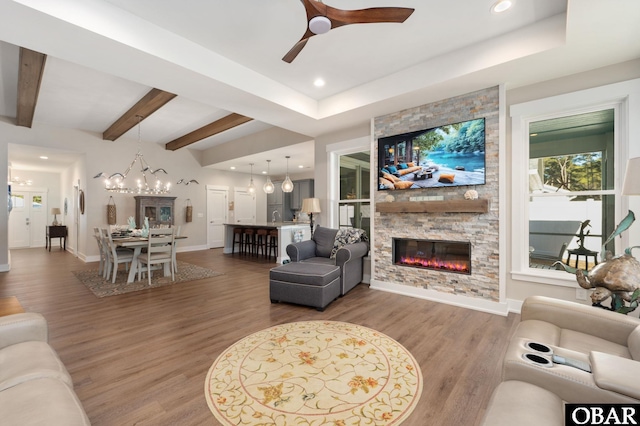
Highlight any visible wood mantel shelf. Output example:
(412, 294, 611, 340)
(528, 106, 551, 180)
(376, 199, 489, 213)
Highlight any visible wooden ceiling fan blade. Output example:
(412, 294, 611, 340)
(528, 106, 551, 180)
(282, 38, 310, 63)
(327, 6, 415, 28)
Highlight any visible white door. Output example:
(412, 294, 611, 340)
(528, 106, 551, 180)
(234, 188, 256, 224)
(9, 190, 48, 248)
(207, 186, 228, 248)
(9, 193, 29, 248)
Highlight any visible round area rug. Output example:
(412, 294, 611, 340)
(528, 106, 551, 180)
(205, 321, 422, 425)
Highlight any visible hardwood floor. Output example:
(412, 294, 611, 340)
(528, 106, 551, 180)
(0, 248, 519, 425)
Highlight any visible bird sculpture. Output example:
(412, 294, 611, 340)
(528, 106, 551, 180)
(555, 211, 640, 314)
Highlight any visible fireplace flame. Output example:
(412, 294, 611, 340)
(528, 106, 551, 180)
(398, 256, 470, 273)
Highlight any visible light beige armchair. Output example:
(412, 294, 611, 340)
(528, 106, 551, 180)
(481, 296, 640, 425)
(0, 313, 90, 425)
(501, 296, 640, 404)
(513, 295, 640, 358)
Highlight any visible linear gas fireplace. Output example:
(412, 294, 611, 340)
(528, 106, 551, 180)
(393, 238, 471, 275)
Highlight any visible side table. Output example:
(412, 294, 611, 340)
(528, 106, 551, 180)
(46, 225, 68, 251)
(566, 246, 598, 270)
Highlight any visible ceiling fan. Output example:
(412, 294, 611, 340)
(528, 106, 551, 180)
(282, 0, 415, 63)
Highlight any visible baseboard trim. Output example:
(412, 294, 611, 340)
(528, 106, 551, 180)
(1, 251, 12, 272)
(369, 279, 509, 316)
(507, 298, 524, 314)
(179, 244, 209, 252)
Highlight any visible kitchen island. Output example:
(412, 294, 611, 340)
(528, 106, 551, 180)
(223, 222, 311, 264)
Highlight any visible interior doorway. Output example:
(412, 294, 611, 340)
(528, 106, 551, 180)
(206, 185, 228, 248)
(233, 188, 256, 224)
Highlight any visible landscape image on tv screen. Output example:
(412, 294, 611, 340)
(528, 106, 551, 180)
(377, 118, 486, 190)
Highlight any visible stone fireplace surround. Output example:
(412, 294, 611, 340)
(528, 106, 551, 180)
(371, 86, 500, 308)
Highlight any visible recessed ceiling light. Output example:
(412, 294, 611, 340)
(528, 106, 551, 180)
(491, 0, 513, 14)
(230, 166, 236, 170)
(261, 171, 267, 174)
(298, 165, 304, 169)
(314, 78, 325, 87)
(530, 133, 538, 137)
(39, 156, 48, 159)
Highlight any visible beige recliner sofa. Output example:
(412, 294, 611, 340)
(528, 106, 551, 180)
(0, 313, 90, 425)
(481, 296, 640, 425)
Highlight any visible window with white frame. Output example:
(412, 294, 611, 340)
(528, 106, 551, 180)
(338, 151, 371, 238)
(510, 80, 639, 286)
(528, 109, 615, 271)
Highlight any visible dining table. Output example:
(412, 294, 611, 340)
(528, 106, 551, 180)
(113, 235, 187, 284)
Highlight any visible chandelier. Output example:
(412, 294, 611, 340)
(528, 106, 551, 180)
(94, 116, 171, 194)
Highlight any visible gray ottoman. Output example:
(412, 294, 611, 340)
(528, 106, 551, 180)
(269, 262, 341, 311)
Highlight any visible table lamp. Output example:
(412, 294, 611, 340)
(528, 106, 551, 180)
(622, 157, 640, 195)
(51, 207, 61, 225)
(301, 198, 321, 235)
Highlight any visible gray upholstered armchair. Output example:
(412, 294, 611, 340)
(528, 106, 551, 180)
(286, 226, 369, 296)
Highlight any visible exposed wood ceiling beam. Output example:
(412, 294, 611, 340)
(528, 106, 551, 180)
(165, 113, 253, 151)
(16, 48, 47, 128)
(102, 88, 177, 141)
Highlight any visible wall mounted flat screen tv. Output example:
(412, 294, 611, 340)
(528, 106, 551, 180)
(377, 118, 486, 190)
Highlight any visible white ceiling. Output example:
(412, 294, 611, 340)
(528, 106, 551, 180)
(0, 0, 639, 175)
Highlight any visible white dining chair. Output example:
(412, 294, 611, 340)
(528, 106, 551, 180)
(136, 228, 175, 286)
(94, 227, 107, 277)
(172, 225, 181, 273)
(98, 228, 113, 279)
(102, 228, 134, 283)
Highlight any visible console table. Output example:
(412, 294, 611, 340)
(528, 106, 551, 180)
(46, 225, 67, 251)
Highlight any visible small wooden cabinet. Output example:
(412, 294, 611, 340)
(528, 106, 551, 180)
(46, 226, 67, 251)
(134, 196, 176, 227)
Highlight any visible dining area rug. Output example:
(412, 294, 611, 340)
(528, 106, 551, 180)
(73, 261, 223, 298)
(205, 321, 422, 425)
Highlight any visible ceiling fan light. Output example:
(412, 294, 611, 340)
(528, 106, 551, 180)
(309, 16, 331, 35)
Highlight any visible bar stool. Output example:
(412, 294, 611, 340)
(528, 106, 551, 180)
(267, 229, 278, 260)
(243, 228, 256, 256)
(232, 227, 244, 255)
(256, 229, 268, 258)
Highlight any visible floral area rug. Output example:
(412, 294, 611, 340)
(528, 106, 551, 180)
(73, 261, 223, 298)
(205, 321, 422, 425)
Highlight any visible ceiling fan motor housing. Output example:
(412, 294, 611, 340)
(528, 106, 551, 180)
(309, 16, 331, 34)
